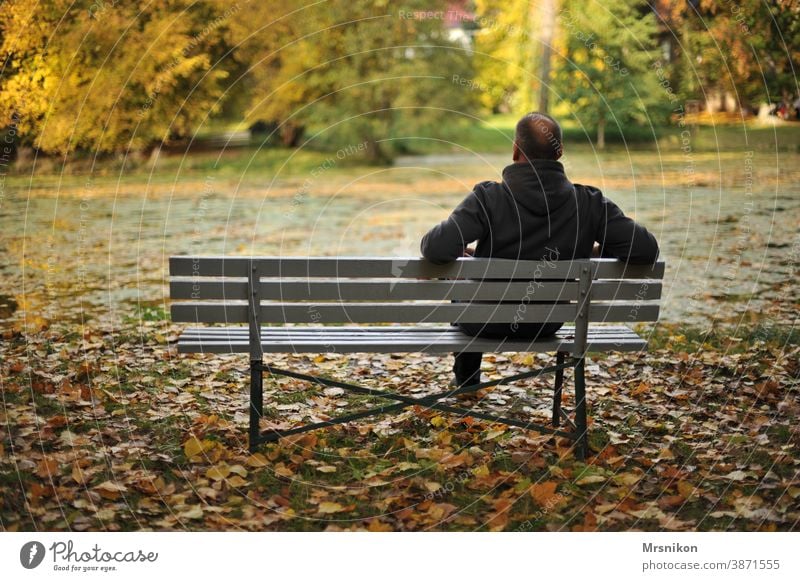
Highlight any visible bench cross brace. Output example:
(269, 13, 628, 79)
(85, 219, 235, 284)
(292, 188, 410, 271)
(247, 353, 589, 459)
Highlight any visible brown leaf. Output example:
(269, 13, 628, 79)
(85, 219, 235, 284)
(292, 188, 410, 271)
(36, 457, 59, 479)
(94, 481, 127, 500)
(71, 463, 88, 485)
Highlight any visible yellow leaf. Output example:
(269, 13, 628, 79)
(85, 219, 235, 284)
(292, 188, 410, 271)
(430, 416, 446, 428)
(229, 465, 248, 477)
(246, 453, 269, 468)
(318, 501, 343, 514)
(483, 427, 506, 441)
(184, 436, 214, 459)
(677, 480, 696, 499)
(576, 475, 605, 486)
(179, 505, 204, 520)
(316, 465, 337, 473)
(227, 475, 247, 487)
(472, 464, 490, 478)
(274, 463, 294, 477)
(529, 481, 559, 506)
(614, 472, 641, 486)
(206, 464, 231, 481)
(71, 463, 87, 485)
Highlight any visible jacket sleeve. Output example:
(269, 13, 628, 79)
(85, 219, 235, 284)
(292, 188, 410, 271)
(420, 187, 489, 264)
(595, 193, 659, 264)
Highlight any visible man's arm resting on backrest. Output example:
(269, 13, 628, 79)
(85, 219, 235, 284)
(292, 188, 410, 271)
(596, 195, 659, 264)
(420, 188, 489, 264)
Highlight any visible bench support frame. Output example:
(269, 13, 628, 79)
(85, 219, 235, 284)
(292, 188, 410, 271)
(246, 354, 589, 459)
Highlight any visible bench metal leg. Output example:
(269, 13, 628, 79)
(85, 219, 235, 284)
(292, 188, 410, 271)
(249, 359, 263, 453)
(574, 356, 588, 460)
(245, 357, 592, 460)
(552, 351, 565, 427)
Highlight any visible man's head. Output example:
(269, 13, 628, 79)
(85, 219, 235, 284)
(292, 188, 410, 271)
(513, 112, 563, 162)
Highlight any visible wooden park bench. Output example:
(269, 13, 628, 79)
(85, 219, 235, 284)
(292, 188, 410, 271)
(169, 256, 664, 459)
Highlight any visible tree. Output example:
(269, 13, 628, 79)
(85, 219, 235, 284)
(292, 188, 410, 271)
(0, 0, 231, 155)
(228, 0, 477, 162)
(554, 0, 666, 147)
(675, 0, 800, 112)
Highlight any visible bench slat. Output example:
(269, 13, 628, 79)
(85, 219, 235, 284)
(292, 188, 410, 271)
(174, 325, 647, 354)
(170, 279, 662, 301)
(169, 256, 664, 280)
(171, 302, 658, 324)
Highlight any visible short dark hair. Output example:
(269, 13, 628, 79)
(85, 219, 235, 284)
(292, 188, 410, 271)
(514, 112, 563, 160)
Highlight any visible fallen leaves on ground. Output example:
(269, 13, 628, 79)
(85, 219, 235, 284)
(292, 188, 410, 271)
(1, 321, 798, 531)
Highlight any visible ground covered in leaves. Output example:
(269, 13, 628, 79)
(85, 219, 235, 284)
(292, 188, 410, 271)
(1, 316, 797, 532)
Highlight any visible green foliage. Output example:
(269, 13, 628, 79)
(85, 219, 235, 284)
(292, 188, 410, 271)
(227, 0, 478, 161)
(554, 0, 668, 146)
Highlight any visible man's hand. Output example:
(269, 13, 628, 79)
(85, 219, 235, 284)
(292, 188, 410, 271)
(463, 246, 475, 257)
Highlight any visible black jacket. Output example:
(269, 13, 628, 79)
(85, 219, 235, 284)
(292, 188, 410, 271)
(420, 159, 659, 264)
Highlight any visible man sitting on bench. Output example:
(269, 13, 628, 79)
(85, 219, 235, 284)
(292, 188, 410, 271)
(420, 112, 660, 388)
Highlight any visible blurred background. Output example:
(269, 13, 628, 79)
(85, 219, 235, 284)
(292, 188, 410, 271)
(1, 0, 798, 330)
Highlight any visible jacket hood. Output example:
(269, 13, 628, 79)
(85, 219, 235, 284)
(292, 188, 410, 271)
(501, 160, 575, 216)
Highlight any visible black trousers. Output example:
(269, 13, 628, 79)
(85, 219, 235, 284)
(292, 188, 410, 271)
(453, 322, 564, 386)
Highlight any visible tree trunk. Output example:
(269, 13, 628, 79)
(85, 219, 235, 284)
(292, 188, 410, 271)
(597, 118, 606, 149)
(537, 0, 557, 113)
(280, 123, 304, 147)
(364, 138, 390, 165)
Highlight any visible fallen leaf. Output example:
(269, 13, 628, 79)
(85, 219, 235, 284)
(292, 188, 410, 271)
(246, 453, 269, 468)
(206, 464, 231, 481)
(529, 481, 559, 507)
(71, 463, 88, 485)
(184, 436, 215, 459)
(318, 502, 344, 514)
(36, 457, 59, 479)
(483, 427, 506, 441)
(179, 505, 204, 520)
(576, 475, 606, 486)
(94, 481, 127, 500)
(724, 470, 747, 482)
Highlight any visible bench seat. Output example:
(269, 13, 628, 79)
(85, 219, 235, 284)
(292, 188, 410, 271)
(176, 324, 647, 354)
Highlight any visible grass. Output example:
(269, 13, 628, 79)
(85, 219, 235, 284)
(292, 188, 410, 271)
(8, 115, 800, 187)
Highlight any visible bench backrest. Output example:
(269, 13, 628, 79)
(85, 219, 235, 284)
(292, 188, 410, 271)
(169, 256, 664, 354)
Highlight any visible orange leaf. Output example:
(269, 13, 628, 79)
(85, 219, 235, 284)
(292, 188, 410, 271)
(529, 481, 560, 507)
(367, 519, 393, 532)
(36, 457, 59, 479)
(486, 510, 509, 531)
